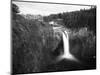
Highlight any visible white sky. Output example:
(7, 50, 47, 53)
(12, 1, 92, 16)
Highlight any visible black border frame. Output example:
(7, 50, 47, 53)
(11, 0, 97, 75)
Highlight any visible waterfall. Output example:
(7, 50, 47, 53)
(57, 29, 78, 62)
(53, 26, 79, 62)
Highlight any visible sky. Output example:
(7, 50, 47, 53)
(12, 1, 92, 16)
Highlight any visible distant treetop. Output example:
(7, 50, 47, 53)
(12, 3, 20, 13)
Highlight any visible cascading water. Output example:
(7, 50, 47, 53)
(54, 27, 78, 62)
(60, 30, 78, 61)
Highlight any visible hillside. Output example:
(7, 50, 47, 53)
(43, 7, 96, 33)
(12, 3, 96, 74)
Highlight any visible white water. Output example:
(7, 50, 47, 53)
(60, 30, 78, 61)
(54, 27, 78, 62)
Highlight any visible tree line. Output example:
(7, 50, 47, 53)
(43, 7, 96, 33)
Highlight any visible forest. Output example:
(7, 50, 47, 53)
(12, 3, 96, 74)
(43, 7, 96, 33)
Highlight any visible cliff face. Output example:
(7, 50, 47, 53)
(12, 3, 96, 74)
(12, 14, 96, 74)
(12, 14, 57, 74)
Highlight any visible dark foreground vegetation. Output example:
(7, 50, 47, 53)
(12, 3, 96, 74)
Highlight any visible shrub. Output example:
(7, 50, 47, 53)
(12, 14, 55, 74)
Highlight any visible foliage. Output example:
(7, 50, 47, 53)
(43, 7, 96, 33)
(12, 4, 96, 74)
(12, 13, 56, 74)
(68, 27, 96, 65)
(12, 3, 20, 13)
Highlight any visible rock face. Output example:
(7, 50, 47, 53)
(60, 30, 78, 61)
(52, 26, 79, 63)
(12, 14, 96, 74)
(12, 14, 55, 74)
